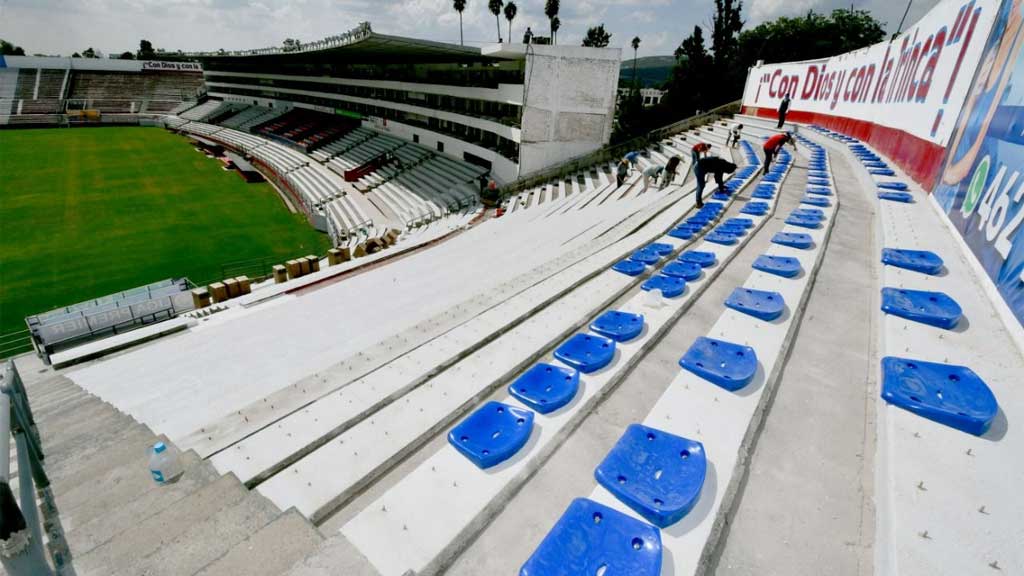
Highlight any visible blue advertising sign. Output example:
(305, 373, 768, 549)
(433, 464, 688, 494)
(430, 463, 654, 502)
(934, 0, 1024, 326)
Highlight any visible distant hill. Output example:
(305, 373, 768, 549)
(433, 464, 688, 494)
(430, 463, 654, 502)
(619, 55, 676, 88)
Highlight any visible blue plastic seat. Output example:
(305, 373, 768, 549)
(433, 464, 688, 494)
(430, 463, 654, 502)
(448, 401, 534, 469)
(881, 248, 943, 275)
(509, 363, 580, 414)
(808, 178, 831, 187)
(519, 498, 662, 576)
(881, 288, 962, 329)
(878, 191, 913, 203)
(870, 168, 896, 176)
(806, 186, 832, 196)
(761, 173, 782, 183)
(554, 333, 616, 373)
(800, 195, 831, 207)
(792, 208, 825, 220)
(772, 232, 814, 249)
(741, 205, 769, 216)
(594, 424, 707, 528)
(863, 161, 887, 168)
(661, 261, 703, 280)
(641, 274, 686, 298)
(679, 336, 758, 391)
(725, 287, 786, 321)
(613, 259, 646, 276)
(678, 250, 716, 267)
(878, 181, 909, 191)
(752, 254, 801, 278)
(629, 249, 662, 265)
(747, 201, 770, 210)
(880, 357, 998, 436)
(785, 215, 821, 229)
(712, 192, 731, 201)
(687, 217, 711, 226)
(718, 223, 747, 236)
(667, 227, 695, 240)
(591, 310, 645, 342)
(752, 189, 775, 199)
(706, 231, 738, 245)
(725, 217, 754, 228)
(646, 242, 674, 256)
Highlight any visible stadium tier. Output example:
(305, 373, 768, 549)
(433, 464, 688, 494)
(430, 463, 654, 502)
(4, 1, 1024, 575)
(0, 55, 202, 124)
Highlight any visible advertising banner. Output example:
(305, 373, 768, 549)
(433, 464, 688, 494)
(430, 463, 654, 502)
(142, 60, 203, 72)
(933, 0, 1024, 325)
(741, 0, 998, 187)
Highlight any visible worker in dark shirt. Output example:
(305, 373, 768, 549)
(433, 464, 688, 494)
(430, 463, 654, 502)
(762, 131, 796, 174)
(694, 156, 737, 208)
(777, 94, 791, 128)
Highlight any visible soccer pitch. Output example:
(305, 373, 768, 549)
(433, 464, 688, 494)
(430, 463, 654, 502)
(0, 126, 331, 336)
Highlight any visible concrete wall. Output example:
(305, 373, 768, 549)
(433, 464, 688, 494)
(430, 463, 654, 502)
(512, 44, 621, 177)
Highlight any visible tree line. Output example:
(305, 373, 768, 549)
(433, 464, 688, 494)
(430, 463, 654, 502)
(616, 3, 885, 141)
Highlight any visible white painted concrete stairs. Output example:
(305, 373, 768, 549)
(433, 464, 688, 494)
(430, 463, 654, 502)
(19, 372, 376, 576)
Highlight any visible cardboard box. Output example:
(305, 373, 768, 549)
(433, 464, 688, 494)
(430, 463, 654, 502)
(273, 265, 287, 284)
(299, 258, 311, 276)
(306, 255, 320, 273)
(327, 248, 342, 266)
(354, 243, 367, 257)
(209, 282, 228, 303)
(286, 259, 302, 279)
(191, 287, 211, 309)
(224, 278, 240, 298)
(236, 275, 251, 294)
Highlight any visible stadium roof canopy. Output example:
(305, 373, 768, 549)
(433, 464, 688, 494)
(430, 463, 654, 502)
(191, 23, 509, 65)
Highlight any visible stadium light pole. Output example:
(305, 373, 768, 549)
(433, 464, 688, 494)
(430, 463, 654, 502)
(895, 0, 913, 38)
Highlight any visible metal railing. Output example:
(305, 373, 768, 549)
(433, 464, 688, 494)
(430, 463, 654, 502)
(499, 99, 742, 199)
(1, 361, 72, 575)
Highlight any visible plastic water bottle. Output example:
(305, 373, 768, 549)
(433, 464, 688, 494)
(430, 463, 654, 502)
(149, 442, 183, 484)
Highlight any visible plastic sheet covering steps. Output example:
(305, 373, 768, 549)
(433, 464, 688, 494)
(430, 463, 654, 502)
(339, 143, 787, 576)
(815, 129, 1024, 575)
(584, 141, 839, 575)
(230, 176, 743, 515)
(178, 180, 706, 461)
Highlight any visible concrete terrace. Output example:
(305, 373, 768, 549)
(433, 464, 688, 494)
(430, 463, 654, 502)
(5, 114, 1022, 576)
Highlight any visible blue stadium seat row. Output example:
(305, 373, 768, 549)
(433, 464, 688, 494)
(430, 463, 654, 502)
(812, 126, 1002, 438)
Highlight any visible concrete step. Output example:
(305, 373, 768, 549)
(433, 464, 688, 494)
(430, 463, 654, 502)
(24, 381, 85, 408)
(24, 373, 81, 398)
(47, 427, 158, 497)
(43, 410, 134, 460)
(36, 400, 122, 445)
(67, 454, 220, 557)
(110, 488, 280, 576)
(62, 449, 202, 532)
(74, 473, 248, 576)
(283, 533, 382, 576)
(31, 387, 91, 415)
(195, 509, 323, 576)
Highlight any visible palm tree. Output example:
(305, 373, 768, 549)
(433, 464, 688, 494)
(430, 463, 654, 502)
(631, 36, 641, 86)
(454, 0, 467, 45)
(489, 0, 505, 42)
(504, 2, 518, 43)
(545, 0, 560, 42)
(552, 17, 561, 44)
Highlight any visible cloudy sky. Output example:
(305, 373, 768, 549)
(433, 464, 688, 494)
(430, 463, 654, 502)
(1, 0, 940, 59)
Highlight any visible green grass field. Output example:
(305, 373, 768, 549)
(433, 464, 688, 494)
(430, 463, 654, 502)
(0, 127, 330, 337)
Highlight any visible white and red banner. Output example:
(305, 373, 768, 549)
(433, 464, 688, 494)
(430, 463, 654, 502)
(142, 60, 203, 72)
(741, 0, 998, 187)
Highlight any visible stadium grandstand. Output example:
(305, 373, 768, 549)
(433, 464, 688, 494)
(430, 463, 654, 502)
(2, 0, 1024, 574)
